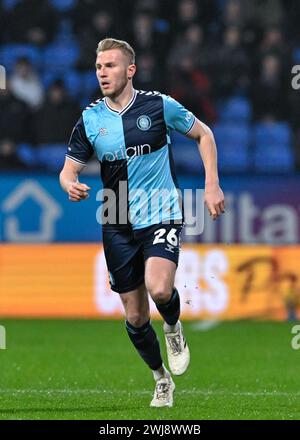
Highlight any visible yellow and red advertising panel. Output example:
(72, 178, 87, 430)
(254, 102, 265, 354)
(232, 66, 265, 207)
(0, 244, 299, 320)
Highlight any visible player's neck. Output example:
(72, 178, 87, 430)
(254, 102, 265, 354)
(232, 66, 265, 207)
(105, 86, 135, 112)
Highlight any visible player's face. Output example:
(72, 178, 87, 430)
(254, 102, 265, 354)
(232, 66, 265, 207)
(95, 49, 134, 98)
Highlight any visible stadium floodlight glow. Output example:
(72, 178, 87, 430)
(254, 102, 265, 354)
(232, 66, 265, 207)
(0, 65, 6, 90)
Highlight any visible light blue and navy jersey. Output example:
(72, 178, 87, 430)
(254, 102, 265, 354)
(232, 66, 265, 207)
(66, 89, 196, 229)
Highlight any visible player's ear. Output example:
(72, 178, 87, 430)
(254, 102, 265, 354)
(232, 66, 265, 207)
(127, 64, 136, 80)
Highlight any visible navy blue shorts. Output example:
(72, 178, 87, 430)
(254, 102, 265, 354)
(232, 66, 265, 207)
(102, 222, 183, 293)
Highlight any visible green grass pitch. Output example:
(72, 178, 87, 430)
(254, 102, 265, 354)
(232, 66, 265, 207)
(0, 319, 299, 420)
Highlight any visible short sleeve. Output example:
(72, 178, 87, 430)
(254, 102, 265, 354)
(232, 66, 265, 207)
(162, 95, 196, 135)
(66, 116, 94, 165)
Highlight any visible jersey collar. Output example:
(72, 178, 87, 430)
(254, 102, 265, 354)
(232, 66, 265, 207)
(104, 89, 137, 116)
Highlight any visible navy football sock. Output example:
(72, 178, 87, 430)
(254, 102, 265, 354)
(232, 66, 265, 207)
(125, 320, 163, 371)
(155, 287, 180, 326)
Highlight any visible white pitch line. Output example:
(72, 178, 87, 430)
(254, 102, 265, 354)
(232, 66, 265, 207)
(190, 320, 220, 331)
(0, 389, 299, 398)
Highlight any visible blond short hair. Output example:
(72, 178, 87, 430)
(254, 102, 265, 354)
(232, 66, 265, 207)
(96, 38, 135, 64)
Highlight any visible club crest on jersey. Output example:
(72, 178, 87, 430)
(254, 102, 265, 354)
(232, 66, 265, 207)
(137, 115, 151, 131)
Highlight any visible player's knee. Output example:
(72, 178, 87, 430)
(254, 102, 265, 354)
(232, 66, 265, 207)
(126, 313, 148, 328)
(149, 288, 172, 305)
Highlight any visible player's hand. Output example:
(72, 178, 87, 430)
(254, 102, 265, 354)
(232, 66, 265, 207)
(204, 182, 225, 221)
(68, 182, 91, 202)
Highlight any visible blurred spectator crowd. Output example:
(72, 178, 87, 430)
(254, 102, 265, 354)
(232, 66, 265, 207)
(0, 0, 300, 174)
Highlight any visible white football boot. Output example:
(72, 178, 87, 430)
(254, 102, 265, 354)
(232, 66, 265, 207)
(164, 321, 190, 375)
(150, 376, 175, 408)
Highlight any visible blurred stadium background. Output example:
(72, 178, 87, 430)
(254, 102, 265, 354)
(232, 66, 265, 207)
(0, 0, 300, 420)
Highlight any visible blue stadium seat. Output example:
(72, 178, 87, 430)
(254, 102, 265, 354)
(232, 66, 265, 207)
(171, 123, 252, 173)
(43, 42, 79, 73)
(219, 96, 252, 123)
(1, 44, 41, 72)
(37, 144, 66, 171)
(3, 0, 19, 10)
(218, 143, 251, 172)
(42, 70, 82, 98)
(213, 123, 251, 147)
(171, 131, 204, 174)
(17, 143, 38, 167)
(213, 123, 251, 172)
(254, 122, 292, 147)
(50, 0, 77, 12)
(171, 130, 195, 146)
(62, 71, 82, 98)
(254, 144, 294, 173)
(172, 143, 204, 174)
(54, 18, 74, 44)
(82, 70, 99, 99)
(41, 71, 60, 88)
(253, 121, 294, 172)
(293, 47, 300, 64)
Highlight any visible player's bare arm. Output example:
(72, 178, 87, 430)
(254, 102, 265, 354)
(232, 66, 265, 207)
(59, 157, 90, 202)
(187, 119, 225, 220)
